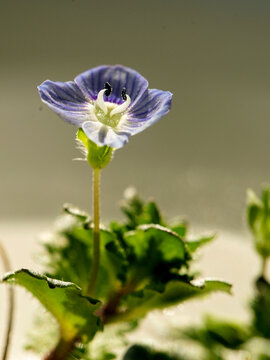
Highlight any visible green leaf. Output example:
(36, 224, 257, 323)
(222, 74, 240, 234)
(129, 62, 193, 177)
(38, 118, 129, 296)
(262, 189, 270, 214)
(123, 344, 183, 360)
(183, 316, 250, 350)
(114, 278, 232, 323)
(2, 269, 102, 341)
(42, 213, 128, 300)
(120, 189, 164, 229)
(63, 203, 90, 223)
(70, 225, 127, 296)
(143, 201, 163, 225)
(246, 188, 270, 259)
(170, 223, 188, 238)
(252, 276, 270, 339)
(185, 234, 216, 253)
(247, 189, 262, 231)
(123, 224, 190, 284)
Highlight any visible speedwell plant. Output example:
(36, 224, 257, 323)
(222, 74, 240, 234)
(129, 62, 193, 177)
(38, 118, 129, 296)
(1, 65, 231, 360)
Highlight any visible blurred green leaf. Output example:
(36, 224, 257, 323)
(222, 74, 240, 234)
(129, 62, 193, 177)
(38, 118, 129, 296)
(252, 276, 270, 339)
(63, 203, 90, 222)
(247, 188, 270, 259)
(121, 189, 164, 229)
(113, 278, 231, 323)
(185, 235, 216, 253)
(170, 223, 188, 238)
(258, 355, 270, 360)
(43, 214, 127, 300)
(123, 344, 183, 360)
(2, 269, 102, 341)
(247, 189, 262, 230)
(183, 316, 250, 350)
(99, 353, 117, 360)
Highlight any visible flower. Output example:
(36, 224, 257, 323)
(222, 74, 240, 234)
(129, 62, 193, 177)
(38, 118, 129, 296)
(38, 65, 172, 149)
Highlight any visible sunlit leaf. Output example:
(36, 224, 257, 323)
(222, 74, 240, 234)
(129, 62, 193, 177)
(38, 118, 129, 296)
(2, 269, 102, 341)
(111, 278, 232, 323)
(185, 235, 216, 253)
(123, 224, 190, 285)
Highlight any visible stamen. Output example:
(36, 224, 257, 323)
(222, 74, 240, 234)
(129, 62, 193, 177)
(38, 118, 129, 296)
(121, 87, 127, 101)
(96, 89, 108, 114)
(104, 82, 112, 96)
(110, 94, 131, 116)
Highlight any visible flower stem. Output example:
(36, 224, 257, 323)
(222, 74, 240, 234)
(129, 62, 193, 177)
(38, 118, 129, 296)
(0, 242, 15, 360)
(87, 168, 101, 297)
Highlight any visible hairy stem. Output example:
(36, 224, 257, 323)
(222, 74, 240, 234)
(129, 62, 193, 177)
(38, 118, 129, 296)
(0, 242, 15, 360)
(43, 337, 77, 360)
(87, 168, 101, 297)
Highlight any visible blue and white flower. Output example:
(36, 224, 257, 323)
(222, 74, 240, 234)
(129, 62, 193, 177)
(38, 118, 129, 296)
(38, 65, 172, 149)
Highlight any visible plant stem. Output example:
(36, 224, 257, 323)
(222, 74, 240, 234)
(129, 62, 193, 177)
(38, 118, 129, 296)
(97, 281, 136, 324)
(261, 257, 268, 278)
(87, 168, 101, 297)
(0, 242, 15, 360)
(43, 337, 77, 360)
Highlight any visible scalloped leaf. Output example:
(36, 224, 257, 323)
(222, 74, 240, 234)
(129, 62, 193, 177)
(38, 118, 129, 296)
(2, 269, 102, 341)
(110, 278, 232, 323)
(123, 224, 190, 284)
(43, 216, 127, 300)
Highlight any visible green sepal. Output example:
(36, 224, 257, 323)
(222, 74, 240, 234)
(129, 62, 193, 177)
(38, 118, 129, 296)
(2, 269, 102, 341)
(77, 128, 113, 169)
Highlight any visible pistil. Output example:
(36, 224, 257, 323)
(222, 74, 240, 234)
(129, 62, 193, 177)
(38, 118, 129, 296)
(94, 87, 131, 127)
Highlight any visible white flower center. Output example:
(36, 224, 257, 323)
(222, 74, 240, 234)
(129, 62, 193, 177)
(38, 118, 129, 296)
(88, 88, 131, 129)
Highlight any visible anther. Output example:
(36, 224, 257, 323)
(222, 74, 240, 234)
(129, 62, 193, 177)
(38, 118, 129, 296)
(104, 82, 112, 96)
(121, 87, 127, 101)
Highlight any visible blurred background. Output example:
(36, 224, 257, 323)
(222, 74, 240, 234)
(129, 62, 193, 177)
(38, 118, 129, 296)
(0, 0, 270, 358)
(1, 0, 270, 229)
